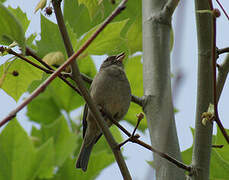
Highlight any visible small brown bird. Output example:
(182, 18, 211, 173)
(76, 53, 131, 171)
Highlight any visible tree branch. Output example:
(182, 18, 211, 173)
(215, 0, 229, 21)
(104, 110, 192, 172)
(217, 54, 229, 102)
(208, 1, 229, 144)
(217, 47, 229, 55)
(7, 48, 53, 74)
(191, 0, 214, 179)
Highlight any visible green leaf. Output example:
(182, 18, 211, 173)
(63, 0, 111, 38)
(48, 78, 84, 112)
(0, 120, 56, 180)
(27, 92, 62, 124)
(0, 3, 25, 52)
(125, 55, 143, 97)
(78, 55, 97, 78)
(78, 0, 102, 19)
(210, 149, 229, 179)
(126, 15, 142, 53)
(51, 150, 114, 180)
(0, 58, 43, 101)
(31, 116, 77, 167)
(124, 55, 146, 130)
(34, 138, 55, 179)
(78, 20, 128, 55)
(8, 6, 30, 33)
(0, 120, 36, 180)
(37, 15, 67, 58)
(214, 127, 229, 163)
(114, 0, 142, 36)
(27, 74, 85, 122)
(181, 145, 193, 165)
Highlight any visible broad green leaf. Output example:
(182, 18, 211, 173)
(8, 6, 30, 32)
(51, 151, 114, 180)
(114, 0, 142, 35)
(27, 74, 85, 118)
(0, 58, 42, 101)
(0, 120, 36, 180)
(66, 22, 78, 50)
(214, 127, 229, 163)
(125, 55, 143, 96)
(27, 92, 62, 124)
(31, 116, 77, 166)
(37, 15, 76, 58)
(37, 15, 65, 58)
(64, 0, 93, 37)
(48, 78, 84, 112)
(210, 149, 229, 179)
(78, 20, 128, 55)
(126, 15, 142, 53)
(32, 138, 55, 179)
(0, 3, 25, 52)
(63, 0, 112, 37)
(77, 55, 97, 78)
(78, 0, 102, 19)
(124, 55, 146, 130)
(181, 145, 192, 165)
(0, 0, 6, 3)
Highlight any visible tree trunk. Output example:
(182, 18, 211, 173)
(142, 0, 185, 179)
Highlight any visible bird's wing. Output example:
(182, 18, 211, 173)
(82, 103, 88, 138)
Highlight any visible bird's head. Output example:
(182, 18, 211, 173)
(100, 52, 125, 70)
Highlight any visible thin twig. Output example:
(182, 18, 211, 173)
(132, 113, 144, 136)
(208, 1, 229, 144)
(10, 47, 82, 94)
(215, 0, 229, 21)
(212, 144, 224, 148)
(217, 54, 229, 102)
(26, 47, 54, 70)
(217, 47, 229, 55)
(7, 48, 53, 74)
(103, 110, 192, 172)
(131, 95, 144, 107)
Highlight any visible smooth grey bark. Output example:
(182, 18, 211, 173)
(191, 0, 213, 179)
(142, 0, 185, 179)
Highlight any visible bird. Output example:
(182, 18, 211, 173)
(76, 52, 131, 171)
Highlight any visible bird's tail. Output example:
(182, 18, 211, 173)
(76, 142, 94, 171)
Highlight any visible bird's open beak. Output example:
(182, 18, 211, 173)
(116, 52, 125, 63)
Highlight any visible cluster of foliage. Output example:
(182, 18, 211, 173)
(0, 0, 145, 179)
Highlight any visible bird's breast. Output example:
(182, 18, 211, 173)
(90, 67, 131, 120)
